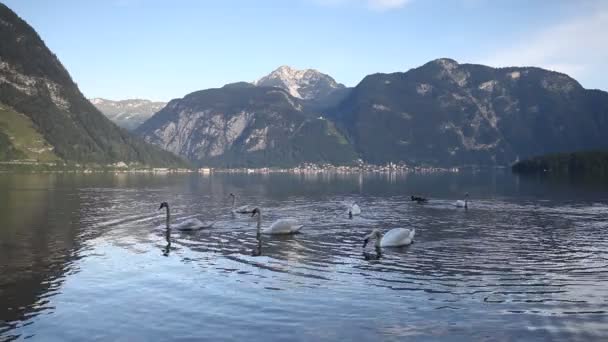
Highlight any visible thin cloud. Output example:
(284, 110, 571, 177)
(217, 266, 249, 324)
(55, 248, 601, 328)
(483, 7, 608, 86)
(368, 0, 411, 10)
(113, 0, 143, 7)
(313, 0, 412, 11)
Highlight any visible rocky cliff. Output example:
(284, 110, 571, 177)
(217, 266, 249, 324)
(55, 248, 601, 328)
(137, 83, 356, 167)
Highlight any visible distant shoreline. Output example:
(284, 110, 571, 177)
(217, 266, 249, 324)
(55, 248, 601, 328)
(512, 150, 608, 178)
(0, 162, 468, 174)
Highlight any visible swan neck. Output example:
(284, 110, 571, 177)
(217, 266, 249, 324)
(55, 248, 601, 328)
(375, 234, 382, 248)
(231, 196, 235, 209)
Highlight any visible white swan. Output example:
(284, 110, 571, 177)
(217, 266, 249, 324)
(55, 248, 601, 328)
(159, 202, 214, 231)
(454, 193, 469, 209)
(251, 208, 303, 235)
(363, 228, 415, 248)
(348, 203, 361, 218)
(230, 193, 251, 214)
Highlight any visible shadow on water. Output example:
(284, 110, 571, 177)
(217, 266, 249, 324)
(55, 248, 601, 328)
(0, 174, 107, 340)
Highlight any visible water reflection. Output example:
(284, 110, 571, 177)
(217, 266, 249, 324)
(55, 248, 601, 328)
(252, 234, 262, 257)
(1, 172, 607, 341)
(363, 248, 383, 261)
(0, 174, 92, 340)
(162, 228, 172, 257)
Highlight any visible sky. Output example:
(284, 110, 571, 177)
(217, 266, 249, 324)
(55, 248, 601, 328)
(3, 0, 607, 101)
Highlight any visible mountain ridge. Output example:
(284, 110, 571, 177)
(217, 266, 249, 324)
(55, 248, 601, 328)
(137, 58, 608, 168)
(90, 98, 167, 130)
(329, 57, 608, 166)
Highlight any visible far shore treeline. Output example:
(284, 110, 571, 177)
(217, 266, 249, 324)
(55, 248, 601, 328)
(512, 150, 608, 178)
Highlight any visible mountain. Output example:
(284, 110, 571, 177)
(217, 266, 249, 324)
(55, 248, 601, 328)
(254, 66, 349, 105)
(90, 98, 166, 130)
(137, 59, 608, 168)
(136, 83, 357, 167)
(330, 58, 608, 166)
(0, 3, 186, 167)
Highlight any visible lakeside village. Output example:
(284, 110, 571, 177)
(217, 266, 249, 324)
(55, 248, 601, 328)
(0, 160, 459, 174)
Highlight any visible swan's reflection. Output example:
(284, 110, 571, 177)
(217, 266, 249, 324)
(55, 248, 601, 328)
(363, 247, 382, 260)
(252, 232, 262, 256)
(163, 228, 172, 257)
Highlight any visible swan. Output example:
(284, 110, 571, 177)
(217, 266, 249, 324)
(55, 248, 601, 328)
(348, 203, 361, 218)
(230, 193, 251, 214)
(158, 202, 214, 231)
(251, 208, 303, 235)
(411, 195, 428, 204)
(454, 193, 469, 209)
(363, 228, 415, 248)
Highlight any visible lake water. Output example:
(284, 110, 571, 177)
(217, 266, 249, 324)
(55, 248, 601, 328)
(1, 171, 607, 341)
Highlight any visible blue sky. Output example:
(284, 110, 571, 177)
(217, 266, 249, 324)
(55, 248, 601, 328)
(4, 0, 607, 101)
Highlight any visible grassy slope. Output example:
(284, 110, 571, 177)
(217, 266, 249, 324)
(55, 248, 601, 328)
(0, 103, 60, 162)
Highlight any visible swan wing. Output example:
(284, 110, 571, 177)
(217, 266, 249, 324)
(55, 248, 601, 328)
(350, 204, 361, 215)
(455, 200, 465, 207)
(381, 228, 415, 247)
(265, 218, 302, 234)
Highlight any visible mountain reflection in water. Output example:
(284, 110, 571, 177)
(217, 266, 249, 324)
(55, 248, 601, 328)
(1, 171, 607, 341)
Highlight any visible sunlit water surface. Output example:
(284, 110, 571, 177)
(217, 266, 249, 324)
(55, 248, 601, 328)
(1, 171, 607, 341)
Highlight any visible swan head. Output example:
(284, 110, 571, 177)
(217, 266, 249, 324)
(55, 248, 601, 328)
(363, 229, 382, 247)
(251, 208, 260, 217)
(158, 202, 168, 210)
(229, 193, 235, 198)
(465, 193, 469, 198)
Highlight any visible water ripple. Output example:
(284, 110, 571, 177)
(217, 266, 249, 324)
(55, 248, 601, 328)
(2, 173, 608, 340)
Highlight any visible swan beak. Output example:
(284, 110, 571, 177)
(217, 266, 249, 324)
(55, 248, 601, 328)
(363, 238, 369, 248)
(158, 204, 163, 210)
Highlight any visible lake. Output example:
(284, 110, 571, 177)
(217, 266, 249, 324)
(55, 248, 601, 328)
(1, 171, 607, 341)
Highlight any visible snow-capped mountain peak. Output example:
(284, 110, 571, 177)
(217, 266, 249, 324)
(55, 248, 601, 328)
(254, 66, 345, 100)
